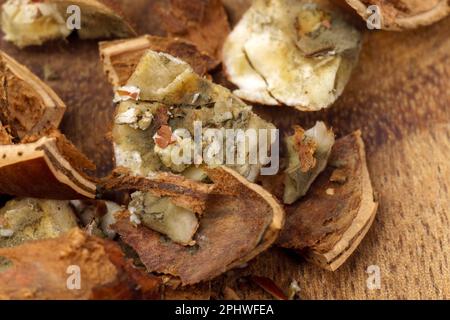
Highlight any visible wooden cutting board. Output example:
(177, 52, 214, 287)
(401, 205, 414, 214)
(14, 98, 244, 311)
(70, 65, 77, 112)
(0, 0, 448, 299)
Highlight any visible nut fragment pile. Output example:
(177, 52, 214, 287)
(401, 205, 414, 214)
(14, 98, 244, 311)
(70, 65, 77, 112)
(0, 50, 65, 139)
(12, 0, 448, 300)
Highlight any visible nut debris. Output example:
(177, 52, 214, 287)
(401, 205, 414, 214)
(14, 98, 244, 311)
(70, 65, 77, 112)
(112, 50, 275, 182)
(261, 122, 335, 205)
(0, 198, 78, 248)
(250, 276, 288, 300)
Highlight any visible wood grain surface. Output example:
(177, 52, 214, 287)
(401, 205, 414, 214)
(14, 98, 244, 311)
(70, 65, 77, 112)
(0, 0, 449, 299)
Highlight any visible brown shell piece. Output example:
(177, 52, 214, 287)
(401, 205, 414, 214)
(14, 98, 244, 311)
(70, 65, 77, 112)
(99, 35, 219, 87)
(111, 166, 284, 285)
(149, 0, 230, 58)
(341, 0, 449, 30)
(0, 51, 66, 140)
(0, 134, 97, 199)
(0, 228, 161, 300)
(277, 131, 377, 271)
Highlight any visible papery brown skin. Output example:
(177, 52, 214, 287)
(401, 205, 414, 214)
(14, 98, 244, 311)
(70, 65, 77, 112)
(0, 228, 161, 300)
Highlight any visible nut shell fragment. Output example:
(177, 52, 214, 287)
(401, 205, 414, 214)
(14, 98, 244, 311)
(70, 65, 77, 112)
(341, 0, 449, 30)
(0, 135, 96, 199)
(0, 228, 160, 299)
(99, 35, 219, 87)
(112, 166, 284, 285)
(277, 131, 377, 271)
(0, 51, 65, 140)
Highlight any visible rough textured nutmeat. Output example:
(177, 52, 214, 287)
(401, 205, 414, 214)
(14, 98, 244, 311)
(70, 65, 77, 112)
(261, 122, 335, 205)
(223, 0, 361, 111)
(112, 50, 275, 183)
(0, 197, 78, 248)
